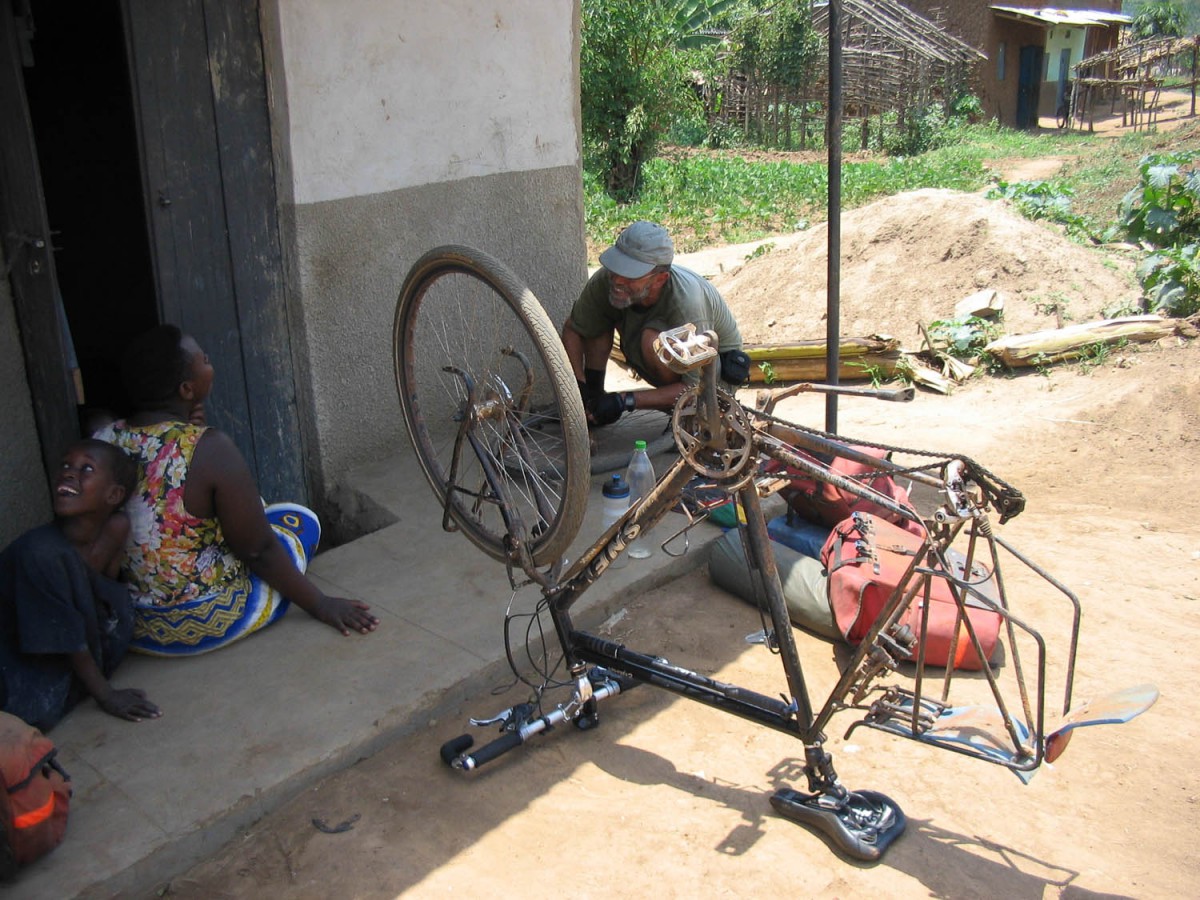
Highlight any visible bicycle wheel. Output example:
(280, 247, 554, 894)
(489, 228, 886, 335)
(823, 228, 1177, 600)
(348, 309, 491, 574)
(394, 246, 589, 567)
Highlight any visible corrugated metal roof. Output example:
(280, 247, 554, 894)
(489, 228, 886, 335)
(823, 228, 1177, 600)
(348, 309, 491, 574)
(990, 6, 1133, 27)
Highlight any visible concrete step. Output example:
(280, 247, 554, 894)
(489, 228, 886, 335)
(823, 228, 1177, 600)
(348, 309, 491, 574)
(14, 452, 721, 898)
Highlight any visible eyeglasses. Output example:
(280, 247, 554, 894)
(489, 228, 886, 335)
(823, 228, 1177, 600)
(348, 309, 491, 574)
(609, 270, 659, 287)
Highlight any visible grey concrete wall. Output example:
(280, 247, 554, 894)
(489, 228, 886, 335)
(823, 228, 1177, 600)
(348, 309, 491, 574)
(0, 247, 52, 546)
(291, 164, 586, 537)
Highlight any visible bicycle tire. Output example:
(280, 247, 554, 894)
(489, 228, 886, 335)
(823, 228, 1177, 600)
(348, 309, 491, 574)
(394, 246, 589, 566)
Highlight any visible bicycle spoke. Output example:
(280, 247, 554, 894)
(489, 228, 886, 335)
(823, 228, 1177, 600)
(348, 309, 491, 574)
(395, 248, 588, 566)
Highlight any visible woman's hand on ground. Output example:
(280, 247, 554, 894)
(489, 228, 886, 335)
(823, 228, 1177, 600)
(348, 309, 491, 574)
(100, 688, 162, 722)
(312, 595, 380, 636)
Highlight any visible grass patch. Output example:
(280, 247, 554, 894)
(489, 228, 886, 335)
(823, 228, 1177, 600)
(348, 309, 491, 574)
(584, 118, 1200, 262)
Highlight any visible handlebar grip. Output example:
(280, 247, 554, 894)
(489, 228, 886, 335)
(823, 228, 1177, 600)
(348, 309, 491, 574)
(463, 730, 524, 770)
(880, 386, 916, 403)
(440, 733, 475, 766)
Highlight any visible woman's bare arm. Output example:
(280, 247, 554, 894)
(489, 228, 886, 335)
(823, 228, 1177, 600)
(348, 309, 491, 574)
(185, 429, 379, 635)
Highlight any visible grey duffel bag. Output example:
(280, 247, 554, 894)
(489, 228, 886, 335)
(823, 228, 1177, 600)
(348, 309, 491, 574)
(708, 529, 840, 641)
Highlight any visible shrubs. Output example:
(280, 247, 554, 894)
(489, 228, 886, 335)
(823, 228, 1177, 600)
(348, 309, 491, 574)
(1118, 151, 1199, 317)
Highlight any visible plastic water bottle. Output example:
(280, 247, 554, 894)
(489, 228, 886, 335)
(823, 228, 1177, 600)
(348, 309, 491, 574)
(601, 473, 631, 570)
(625, 439, 656, 560)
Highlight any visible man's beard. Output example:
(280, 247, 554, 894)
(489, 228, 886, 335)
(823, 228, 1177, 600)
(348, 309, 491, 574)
(609, 281, 654, 309)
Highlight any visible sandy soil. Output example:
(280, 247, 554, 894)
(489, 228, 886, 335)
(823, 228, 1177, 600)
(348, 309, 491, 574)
(155, 142, 1199, 898)
(153, 330, 1199, 899)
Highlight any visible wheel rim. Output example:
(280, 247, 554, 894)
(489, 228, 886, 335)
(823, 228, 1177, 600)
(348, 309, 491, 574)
(396, 255, 585, 565)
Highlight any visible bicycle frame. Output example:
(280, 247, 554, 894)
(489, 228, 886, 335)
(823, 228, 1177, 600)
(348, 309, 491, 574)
(430, 323, 1150, 861)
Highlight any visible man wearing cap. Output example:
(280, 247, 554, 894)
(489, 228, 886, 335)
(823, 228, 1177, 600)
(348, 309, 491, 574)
(562, 220, 746, 426)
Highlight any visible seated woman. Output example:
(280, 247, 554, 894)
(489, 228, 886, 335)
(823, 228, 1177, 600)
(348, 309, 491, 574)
(95, 324, 378, 656)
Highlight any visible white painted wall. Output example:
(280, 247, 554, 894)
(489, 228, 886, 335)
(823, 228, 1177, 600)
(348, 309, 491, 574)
(1045, 26, 1085, 82)
(276, 0, 579, 204)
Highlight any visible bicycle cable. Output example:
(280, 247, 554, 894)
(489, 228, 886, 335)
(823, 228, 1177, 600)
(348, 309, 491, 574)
(499, 587, 571, 694)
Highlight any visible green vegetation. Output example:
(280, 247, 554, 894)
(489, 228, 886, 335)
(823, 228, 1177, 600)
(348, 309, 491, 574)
(1119, 151, 1200, 316)
(579, 0, 1200, 318)
(744, 241, 777, 262)
(583, 118, 1169, 249)
(926, 315, 1003, 360)
(849, 356, 916, 388)
(985, 180, 1094, 239)
(581, 0, 736, 200)
(1129, 0, 1188, 37)
(1033, 293, 1074, 324)
(586, 135, 986, 249)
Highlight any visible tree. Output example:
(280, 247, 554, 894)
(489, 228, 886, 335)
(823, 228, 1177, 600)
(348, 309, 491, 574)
(726, 2, 821, 146)
(581, 0, 737, 200)
(1129, 0, 1187, 37)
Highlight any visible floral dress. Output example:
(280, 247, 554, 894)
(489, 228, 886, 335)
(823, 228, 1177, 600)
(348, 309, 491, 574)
(95, 421, 319, 656)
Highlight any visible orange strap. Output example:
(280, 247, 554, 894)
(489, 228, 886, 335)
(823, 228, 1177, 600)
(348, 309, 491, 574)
(12, 793, 57, 829)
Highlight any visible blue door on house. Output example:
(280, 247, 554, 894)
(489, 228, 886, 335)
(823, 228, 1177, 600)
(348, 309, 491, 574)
(1017, 45, 1044, 129)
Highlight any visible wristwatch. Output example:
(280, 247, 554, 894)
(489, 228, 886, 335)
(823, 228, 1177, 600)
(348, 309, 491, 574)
(622, 392, 637, 413)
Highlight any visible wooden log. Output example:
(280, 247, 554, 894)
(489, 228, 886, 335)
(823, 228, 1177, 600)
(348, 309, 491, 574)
(983, 315, 1176, 367)
(745, 335, 900, 361)
(747, 352, 904, 383)
(612, 335, 903, 384)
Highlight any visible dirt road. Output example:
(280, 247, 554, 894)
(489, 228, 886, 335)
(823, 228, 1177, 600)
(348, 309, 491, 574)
(154, 332, 1199, 899)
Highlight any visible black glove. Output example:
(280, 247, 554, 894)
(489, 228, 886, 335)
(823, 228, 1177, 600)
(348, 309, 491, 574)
(588, 391, 635, 426)
(719, 349, 752, 385)
(578, 367, 607, 405)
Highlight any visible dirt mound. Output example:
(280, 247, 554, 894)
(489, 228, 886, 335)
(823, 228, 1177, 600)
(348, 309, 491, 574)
(712, 188, 1142, 346)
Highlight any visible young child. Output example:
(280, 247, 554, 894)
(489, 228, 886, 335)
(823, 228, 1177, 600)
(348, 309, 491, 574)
(0, 439, 160, 730)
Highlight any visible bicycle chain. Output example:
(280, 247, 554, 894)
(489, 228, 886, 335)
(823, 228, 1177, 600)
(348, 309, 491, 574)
(751, 407, 1027, 523)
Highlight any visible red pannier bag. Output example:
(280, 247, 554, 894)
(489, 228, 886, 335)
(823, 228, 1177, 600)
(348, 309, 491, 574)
(764, 445, 922, 536)
(820, 513, 1002, 670)
(0, 712, 71, 879)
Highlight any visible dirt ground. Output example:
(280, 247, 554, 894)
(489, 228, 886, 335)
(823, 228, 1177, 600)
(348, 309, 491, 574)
(154, 335, 1198, 900)
(156, 137, 1199, 898)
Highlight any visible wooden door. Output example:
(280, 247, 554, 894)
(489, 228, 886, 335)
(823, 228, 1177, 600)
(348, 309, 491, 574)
(123, 0, 305, 503)
(1016, 45, 1044, 129)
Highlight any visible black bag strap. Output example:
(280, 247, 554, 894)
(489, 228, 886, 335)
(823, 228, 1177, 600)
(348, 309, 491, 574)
(6, 749, 58, 796)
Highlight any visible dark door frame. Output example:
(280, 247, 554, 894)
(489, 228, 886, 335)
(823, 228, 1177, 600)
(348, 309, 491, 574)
(0, 3, 77, 483)
(1017, 44, 1044, 129)
(2, 0, 307, 505)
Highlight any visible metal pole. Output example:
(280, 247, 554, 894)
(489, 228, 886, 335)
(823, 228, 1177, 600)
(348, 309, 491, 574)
(825, 0, 843, 433)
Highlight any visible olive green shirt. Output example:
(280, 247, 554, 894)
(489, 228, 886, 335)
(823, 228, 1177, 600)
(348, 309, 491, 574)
(569, 265, 742, 384)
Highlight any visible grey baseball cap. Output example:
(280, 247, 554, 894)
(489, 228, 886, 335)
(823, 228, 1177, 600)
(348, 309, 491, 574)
(599, 221, 675, 279)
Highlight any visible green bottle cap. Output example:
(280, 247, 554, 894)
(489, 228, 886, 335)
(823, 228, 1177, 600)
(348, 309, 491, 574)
(635, 439, 647, 450)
